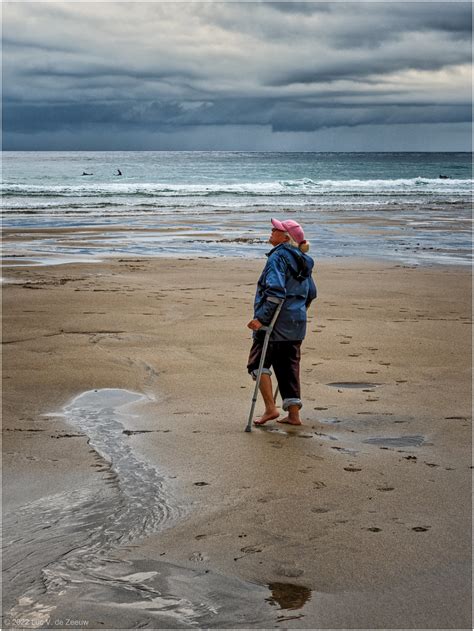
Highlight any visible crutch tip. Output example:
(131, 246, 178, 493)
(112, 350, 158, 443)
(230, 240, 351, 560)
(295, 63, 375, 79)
(244, 426, 252, 433)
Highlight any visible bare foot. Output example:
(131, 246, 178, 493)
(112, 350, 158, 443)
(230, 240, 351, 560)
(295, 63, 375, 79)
(277, 416, 302, 426)
(254, 410, 280, 426)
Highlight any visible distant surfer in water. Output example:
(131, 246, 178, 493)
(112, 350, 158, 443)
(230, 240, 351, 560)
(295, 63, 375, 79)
(115, 169, 122, 176)
(82, 172, 93, 176)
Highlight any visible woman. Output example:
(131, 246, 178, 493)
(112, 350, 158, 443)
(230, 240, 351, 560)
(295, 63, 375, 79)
(247, 218, 317, 426)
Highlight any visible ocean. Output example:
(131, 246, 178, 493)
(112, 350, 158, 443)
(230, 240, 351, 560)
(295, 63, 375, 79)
(2, 151, 472, 265)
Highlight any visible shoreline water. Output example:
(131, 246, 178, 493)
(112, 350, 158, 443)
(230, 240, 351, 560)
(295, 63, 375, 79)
(2, 224, 472, 268)
(3, 151, 472, 267)
(2, 255, 471, 629)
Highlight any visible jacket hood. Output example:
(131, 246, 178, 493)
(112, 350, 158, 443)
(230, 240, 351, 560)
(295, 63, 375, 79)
(281, 244, 313, 280)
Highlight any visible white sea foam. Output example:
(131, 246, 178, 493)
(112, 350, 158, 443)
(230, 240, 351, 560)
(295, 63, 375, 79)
(2, 177, 472, 198)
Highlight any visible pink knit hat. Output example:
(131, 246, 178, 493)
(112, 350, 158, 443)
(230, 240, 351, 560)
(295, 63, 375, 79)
(271, 218, 305, 244)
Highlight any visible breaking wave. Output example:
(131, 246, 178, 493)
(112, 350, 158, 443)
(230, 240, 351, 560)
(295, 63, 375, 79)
(2, 177, 472, 199)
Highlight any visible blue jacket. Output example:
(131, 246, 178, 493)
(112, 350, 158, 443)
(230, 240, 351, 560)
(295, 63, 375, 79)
(253, 243, 317, 342)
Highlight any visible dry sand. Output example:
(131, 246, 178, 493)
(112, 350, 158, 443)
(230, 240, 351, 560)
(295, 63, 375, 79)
(2, 255, 472, 629)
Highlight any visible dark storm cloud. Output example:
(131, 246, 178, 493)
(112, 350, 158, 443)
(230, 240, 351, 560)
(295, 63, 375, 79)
(3, 99, 272, 133)
(381, 2, 472, 36)
(207, 2, 472, 47)
(269, 103, 471, 132)
(22, 65, 198, 82)
(267, 0, 471, 30)
(5, 97, 469, 137)
(2, 1, 472, 150)
(2, 36, 77, 54)
(268, 50, 469, 87)
(266, 2, 332, 16)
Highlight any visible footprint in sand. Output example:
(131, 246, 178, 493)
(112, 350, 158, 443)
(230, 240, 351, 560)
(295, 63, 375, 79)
(271, 443, 283, 449)
(240, 545, 263, 554)
(365, 527, 382, 532)
(412, 526, 430, 532)
(257, 494, 276, 503)
(189, 551, 208, 562)
(344, 466, 362, 472)
(275, 565, 304, 578)
(377, 486, 395, 492)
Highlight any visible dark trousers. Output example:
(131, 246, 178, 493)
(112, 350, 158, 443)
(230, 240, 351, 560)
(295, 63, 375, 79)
(247, 339, 302, 402)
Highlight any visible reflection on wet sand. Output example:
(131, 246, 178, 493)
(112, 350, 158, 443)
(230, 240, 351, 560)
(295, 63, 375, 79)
(266, 582, 312, 610)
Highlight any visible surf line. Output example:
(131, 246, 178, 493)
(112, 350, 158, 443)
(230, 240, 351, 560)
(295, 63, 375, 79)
(6, 388, 189, 627)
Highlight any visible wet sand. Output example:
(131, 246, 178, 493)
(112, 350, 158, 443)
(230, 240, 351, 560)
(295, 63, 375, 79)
(2, 255, 472, 629)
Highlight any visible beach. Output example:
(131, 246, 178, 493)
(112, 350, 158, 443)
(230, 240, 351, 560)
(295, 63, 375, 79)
(2, 250, 472, 629)
(3, 0, 473, 622)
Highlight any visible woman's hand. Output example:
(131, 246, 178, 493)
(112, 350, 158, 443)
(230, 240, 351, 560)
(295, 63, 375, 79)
(247, 318, 263, 330)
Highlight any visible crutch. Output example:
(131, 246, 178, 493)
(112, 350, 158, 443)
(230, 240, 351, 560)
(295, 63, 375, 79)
(245, 301, 284, 433)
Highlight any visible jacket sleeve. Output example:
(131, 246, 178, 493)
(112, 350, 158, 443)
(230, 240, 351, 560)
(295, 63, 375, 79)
(306, 275, 317, 308)
(254, 253, 287, 325)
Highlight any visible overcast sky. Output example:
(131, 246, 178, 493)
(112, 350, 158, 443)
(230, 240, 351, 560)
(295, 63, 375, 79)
(2, 1, 472, 151)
